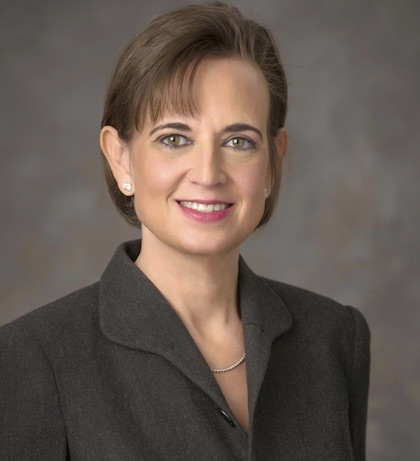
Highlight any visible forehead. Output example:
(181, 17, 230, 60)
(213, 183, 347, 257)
(142, 57, 270, 129)
(193, 58, 269, 118)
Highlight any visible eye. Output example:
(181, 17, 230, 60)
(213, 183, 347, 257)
(224, 136, 256, 150)
(159, 134, 191, 148)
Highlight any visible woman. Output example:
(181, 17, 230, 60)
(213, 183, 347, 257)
(0, 3, 370, 460)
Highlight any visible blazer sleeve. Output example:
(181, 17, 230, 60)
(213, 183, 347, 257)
(347, 306, 371, 461)
(0, 323, 68, 460)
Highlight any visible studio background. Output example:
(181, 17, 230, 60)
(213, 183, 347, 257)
(1, 0, 419, 459)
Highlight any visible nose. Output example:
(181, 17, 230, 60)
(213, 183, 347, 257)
(187, 142, 227, 187)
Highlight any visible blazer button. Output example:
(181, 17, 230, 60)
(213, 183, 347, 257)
(219, 409, 236, 427)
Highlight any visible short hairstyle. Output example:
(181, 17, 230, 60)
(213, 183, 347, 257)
(101, 1, 288, 228)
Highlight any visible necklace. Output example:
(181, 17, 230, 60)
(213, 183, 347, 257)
(211, 352, 246, 373)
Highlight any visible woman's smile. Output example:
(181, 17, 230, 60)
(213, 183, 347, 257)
(178, 201, 233, 213)
(177, 200, 235, 223)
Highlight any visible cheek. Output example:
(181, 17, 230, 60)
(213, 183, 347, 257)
(236, 162, 269, 197)
(133, 158, 181, 195)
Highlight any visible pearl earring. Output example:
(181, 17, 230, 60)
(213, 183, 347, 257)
(264, 188, 269, 199)
(123, 182, 132, 192)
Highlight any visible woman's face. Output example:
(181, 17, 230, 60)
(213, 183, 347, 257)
(109, 58, 285, 257)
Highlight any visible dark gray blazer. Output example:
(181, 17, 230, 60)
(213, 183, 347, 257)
(0, 240, 370, 460)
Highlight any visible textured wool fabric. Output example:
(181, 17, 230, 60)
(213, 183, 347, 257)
(0, 240, 370, 460)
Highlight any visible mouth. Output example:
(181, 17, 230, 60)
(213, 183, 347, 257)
(178, 201, 233, 213)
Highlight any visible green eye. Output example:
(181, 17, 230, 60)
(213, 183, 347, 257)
(160, 134, 190, 148)
(225, 137, 255, 149)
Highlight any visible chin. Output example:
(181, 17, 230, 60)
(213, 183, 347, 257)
(173, 233, 249, 258)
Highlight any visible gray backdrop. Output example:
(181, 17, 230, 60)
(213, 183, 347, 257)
(1, 0, 419, 459)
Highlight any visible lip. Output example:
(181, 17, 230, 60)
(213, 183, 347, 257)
(176, 200, 234, 223)
(177, 199, 232, 204)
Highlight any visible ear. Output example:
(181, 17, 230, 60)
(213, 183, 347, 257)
(266, 128, 288, 194)
(100, 125, 134, 195)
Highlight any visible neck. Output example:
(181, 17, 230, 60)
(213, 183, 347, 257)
(135, 234, 241, 333)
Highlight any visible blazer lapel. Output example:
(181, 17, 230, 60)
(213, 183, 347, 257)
(99, 241, 228, 411)
(238, 258, 293, 427)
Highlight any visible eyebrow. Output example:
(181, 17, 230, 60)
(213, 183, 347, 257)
(149, 122, 263, 140)
(223, 124, 263, 141)
(149, 123, 191, 136)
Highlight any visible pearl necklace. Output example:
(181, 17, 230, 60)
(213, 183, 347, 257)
(211, 352, 246, 373)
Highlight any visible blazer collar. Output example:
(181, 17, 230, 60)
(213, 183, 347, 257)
(99, 240, 292, 422)
(99, 240, 226, 409)
(237, 255, 293, 427)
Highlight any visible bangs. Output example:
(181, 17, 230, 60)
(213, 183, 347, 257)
(134, 57, 204, 133)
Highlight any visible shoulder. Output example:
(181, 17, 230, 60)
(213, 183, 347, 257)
(0, 239, 142, 347)
(0, 282, 100, 353)
(260, 276, 370, 343)
(260, 277, 370, 395)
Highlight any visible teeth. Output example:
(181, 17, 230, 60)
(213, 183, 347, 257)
(180, 201, 230, 213)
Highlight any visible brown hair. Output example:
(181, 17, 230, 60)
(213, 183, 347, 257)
(101, 1, 288, 228)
